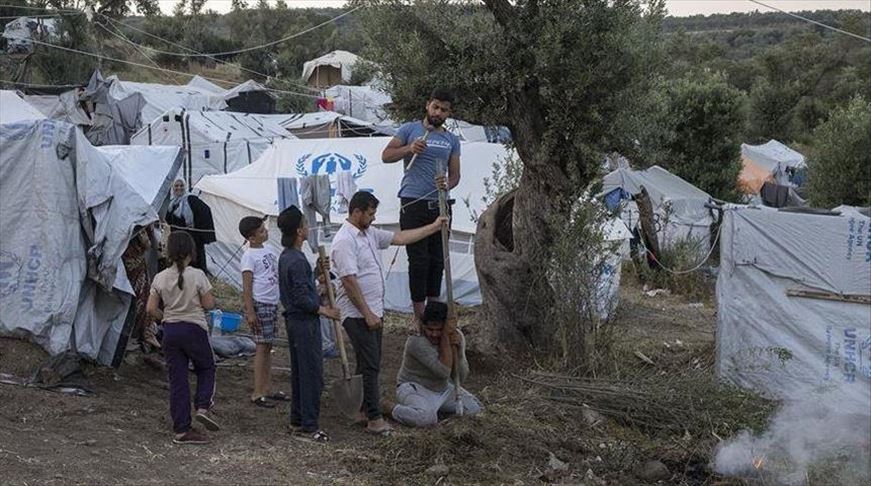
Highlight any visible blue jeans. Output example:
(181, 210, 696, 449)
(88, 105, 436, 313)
(286, 316, 323, 431)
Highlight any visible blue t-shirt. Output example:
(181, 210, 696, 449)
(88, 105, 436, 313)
(393, 121, 461, 200)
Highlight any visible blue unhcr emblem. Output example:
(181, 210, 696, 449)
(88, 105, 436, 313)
(296, 153, 367, 179)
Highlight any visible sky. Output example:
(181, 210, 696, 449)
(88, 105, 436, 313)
(155, 0, 871, 17)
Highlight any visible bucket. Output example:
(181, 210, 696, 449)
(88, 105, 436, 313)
(209, 310, 242, 334)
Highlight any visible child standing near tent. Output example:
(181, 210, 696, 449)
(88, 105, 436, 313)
(239, 216, 288, 408)
(277, 205, 341, 442)
(147, 231, 221, 445)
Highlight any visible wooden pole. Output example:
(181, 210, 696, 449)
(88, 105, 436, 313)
(437, 162, 463, 416)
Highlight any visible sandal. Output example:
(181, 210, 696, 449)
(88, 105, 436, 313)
(266, 391, 291, 402)
(293, 429, 330, 444)
(251, 397, 276, 408)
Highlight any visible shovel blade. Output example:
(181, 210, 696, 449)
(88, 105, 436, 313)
(331, 374, 364, 420)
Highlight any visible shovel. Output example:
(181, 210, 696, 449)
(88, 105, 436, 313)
(317, 246, 364, 420)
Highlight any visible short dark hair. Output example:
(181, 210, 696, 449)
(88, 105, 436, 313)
(277, 205, 303, 248)
(422, 301, 448, 326)
(348, 191, 379, 214)
(429, 88, 454, 105)
(238, 216, 265, 239)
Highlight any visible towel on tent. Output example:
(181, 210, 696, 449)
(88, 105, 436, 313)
(335, 170, 357, 214)
(277, 177, 300, 212)
(300, 174, 332, 252)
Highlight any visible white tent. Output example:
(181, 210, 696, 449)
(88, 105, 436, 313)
(738, 140, 806, 194)
(0, 120, 180, 367)
(302, 50, 361, 88)
(0, 90, 46, 124)
(600, 165, 714, 253)
(324, 84, 393, 124)
(716, 206, 871, 415)
(197, 137, 630, 314)
(197, 138, 515, 312)
(130, 108, 294, 187)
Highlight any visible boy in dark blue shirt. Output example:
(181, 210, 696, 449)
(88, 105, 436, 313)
(277, 205, 340, 442)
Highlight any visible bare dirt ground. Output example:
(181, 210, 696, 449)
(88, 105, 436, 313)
(1, 276, 747, 486)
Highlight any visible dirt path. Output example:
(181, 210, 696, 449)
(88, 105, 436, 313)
(1, 280, 721, 485)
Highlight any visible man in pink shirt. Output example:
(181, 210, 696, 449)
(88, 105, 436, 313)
(331, 191, 447, 436)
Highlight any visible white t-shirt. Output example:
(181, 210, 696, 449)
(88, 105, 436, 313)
(331, 220, 395, 319)
(240, 246, 280, 305)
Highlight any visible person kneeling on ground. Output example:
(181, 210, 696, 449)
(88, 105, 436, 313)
(385, 301, 482, 427)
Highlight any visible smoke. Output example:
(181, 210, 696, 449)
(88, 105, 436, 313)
(713, 400, 871, 485)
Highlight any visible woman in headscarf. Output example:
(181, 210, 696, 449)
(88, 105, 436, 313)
(165, 179, 216, 274)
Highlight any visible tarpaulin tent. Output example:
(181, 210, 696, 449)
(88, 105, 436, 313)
(0, 120, 180, 367)
(302, 50, 361, 88)
(275, 111, 394, 139)
(600, 165, 714, 254)
(24, 90, 93, 129)
(716, 206, 871, 415)
(196, 137, 630, 314)
(130, 108, 294, 187)
(0, 90, 46, 124)
(738, 140, 806, 195)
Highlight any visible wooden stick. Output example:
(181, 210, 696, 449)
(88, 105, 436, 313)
(437, 162, 463, 416)
(318, 246, 354, 380)
(404, 130, 430, 172)
(786, 288, 870, 305)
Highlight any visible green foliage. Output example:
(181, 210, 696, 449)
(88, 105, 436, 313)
(659, 71, 746, 201)
(805, 96, 871, 207)
(360, 0, 665, 190)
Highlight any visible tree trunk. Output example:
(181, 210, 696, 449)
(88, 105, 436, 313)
(473, 165, 571, 354)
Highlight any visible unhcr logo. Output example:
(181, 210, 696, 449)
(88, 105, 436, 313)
(295, 153, 367, 179)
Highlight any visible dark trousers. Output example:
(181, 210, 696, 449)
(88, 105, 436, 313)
(400, 198, 450, 303)
(286, 315, 323, 431)
(162, 322, 216, 434)
(342, 317, 382, 420)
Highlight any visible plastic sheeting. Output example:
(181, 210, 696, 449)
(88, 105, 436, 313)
(716, 207, 871, 415)
(1, 120, 166, 366)
(0, 90, 46, 124)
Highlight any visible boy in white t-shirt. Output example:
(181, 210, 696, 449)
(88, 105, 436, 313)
(239, 216, 288, 408)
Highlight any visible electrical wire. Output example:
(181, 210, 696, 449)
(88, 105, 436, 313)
(746, 0, 871, 43)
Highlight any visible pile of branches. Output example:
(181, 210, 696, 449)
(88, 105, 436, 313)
(522, 369, 775, 438)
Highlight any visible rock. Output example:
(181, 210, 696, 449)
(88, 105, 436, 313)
(635, 460, 670, 482)
(547, 452, 569, 471)
(688, 302, 704, 308)
(585, 468, 606, 485)
(425, 464, 450, 477)
(582, 407, 605, 427)
(82, 439, 97, 446)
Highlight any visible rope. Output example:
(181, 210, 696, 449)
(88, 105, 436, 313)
(637, 223, 723, 275)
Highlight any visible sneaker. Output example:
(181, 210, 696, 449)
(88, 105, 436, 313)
(173, 428, 208, 445)
(195, 409, 221, 431)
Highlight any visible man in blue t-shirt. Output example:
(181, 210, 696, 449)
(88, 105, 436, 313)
(381, 88, 461, 325)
